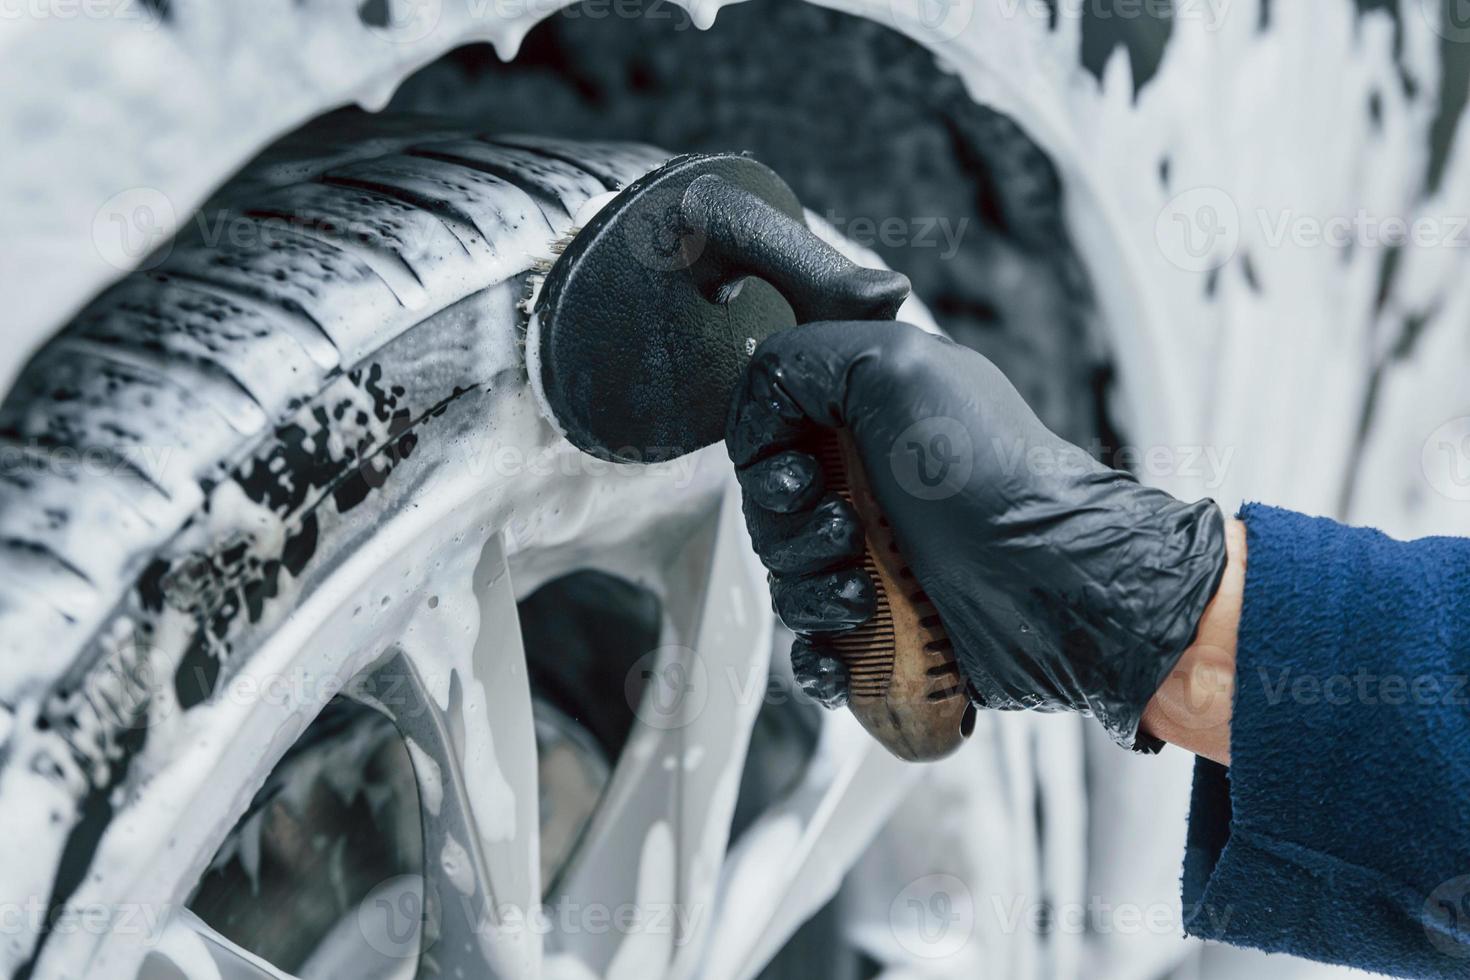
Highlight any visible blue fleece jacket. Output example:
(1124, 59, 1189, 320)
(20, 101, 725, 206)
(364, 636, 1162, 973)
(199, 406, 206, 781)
(1181, 504, 1470, 976)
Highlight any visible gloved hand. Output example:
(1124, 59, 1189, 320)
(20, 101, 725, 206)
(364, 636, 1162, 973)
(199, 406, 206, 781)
(726, 320, 1227, 750)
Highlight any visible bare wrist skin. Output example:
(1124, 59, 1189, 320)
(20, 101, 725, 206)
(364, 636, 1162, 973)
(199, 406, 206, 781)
(1140, 518, 1246, 766)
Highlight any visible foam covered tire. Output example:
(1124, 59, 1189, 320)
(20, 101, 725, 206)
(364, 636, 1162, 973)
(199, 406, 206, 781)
(0, 112, 667, 979)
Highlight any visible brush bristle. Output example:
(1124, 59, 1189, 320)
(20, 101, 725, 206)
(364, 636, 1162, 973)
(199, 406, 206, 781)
(518, 226, 582, 322)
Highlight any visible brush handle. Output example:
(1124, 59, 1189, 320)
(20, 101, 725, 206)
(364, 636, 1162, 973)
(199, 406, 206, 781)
(678, 171, 973, 759)
(814, 430, 974, 762)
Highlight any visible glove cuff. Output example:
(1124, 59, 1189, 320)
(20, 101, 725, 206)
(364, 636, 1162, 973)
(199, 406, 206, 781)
(1101, 496, 1229, 752)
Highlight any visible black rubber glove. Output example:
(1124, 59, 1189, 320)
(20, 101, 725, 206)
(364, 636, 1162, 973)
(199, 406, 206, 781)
(726, 320, 1227, 751)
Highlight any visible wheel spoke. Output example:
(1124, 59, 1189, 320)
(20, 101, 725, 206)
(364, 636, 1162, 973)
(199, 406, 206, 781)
(693, 714, 920, 980)
(143, 909, 300, 980)
(468, 533, 543, 975)
(664, 487, 776, 972)
(348, 533, 541, 980)
(546, 486, 772, 977)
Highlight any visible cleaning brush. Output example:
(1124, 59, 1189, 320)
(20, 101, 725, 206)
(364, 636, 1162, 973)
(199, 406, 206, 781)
(521, 152, 973, 762)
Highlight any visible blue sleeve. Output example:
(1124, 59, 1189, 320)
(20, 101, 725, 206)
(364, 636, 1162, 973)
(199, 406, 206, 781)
(1181, 503, 1470, 976)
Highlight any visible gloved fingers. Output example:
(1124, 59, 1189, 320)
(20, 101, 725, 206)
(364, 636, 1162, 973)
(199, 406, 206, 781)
(790, 638, 850, 709)
(726, 319, 935, 467)
(736, 449, 825, 513)
(770, 567, 875, 634)
(726, 348, 821, 467)
(747, 493, 865, 576)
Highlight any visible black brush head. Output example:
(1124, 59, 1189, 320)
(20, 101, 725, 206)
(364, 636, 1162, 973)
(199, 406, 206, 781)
(529, 152, 910, 463)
